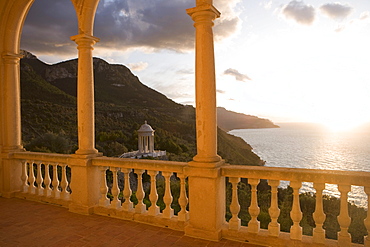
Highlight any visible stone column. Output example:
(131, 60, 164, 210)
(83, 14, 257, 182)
(70, 34, 100, 155)
(185, 2, 225, 241)
(0, 52, 24, 197)
(1, 53, 23, 152)
(187, 3, 221, 164)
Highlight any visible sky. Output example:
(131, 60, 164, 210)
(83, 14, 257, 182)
(21, 0, 370, 130)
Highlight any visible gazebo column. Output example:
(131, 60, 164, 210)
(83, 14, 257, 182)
(185, 2, 225, 241)
(71, 34, 99, 155)
(0, 52, 24, 197)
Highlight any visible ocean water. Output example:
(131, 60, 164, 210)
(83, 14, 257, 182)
(230, 122, 370, 208)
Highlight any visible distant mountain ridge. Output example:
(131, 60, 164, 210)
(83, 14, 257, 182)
(217, 107, 279, 131)
(19, 50, 271, 166)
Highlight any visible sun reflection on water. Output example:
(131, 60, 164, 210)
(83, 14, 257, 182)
(230, 123, 370, 208)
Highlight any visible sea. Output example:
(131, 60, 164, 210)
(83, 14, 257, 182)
(229, 122, 370, 208)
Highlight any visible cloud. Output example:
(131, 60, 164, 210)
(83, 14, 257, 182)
(127, 62, 148, 71)
(261, 1, 273, 10)
(335, 25, 346, 32)
(176, 69, 193, 75)
(359, 11, 370, 21)
(319, 3, 353, 20)
(281, 1, 316, 26)
(224, 68, 251, 82)
(21, 0, 242, 56)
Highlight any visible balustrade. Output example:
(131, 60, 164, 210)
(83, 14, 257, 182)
(18, 158, 71, 204)
(222, 165, 370, 246)
(10, 153, 370, 246)
(92, 157, 188, 228)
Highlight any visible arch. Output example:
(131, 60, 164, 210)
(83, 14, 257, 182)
(71, 0, 100, 36)
(0, 0, 101, 152)
(0, 0, 34, 151)
(0, 0, 34, 54)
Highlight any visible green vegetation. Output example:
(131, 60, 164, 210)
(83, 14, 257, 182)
(20, 53, 264, 165)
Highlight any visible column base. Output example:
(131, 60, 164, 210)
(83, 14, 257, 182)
(69, 203, 95, 215)
(185, 225, 222, 241)
(192, 154, 221, 164)
(189, 158, 224, 168)
(75, 149, 99, 156)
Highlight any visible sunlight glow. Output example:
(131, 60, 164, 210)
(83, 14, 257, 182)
(322, 119, 363, 132)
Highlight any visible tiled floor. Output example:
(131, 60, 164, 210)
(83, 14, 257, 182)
(0, 197, 261, 247)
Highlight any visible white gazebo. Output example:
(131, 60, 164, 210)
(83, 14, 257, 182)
(119, 121, 166, 159)
(138, 121, 155, 154)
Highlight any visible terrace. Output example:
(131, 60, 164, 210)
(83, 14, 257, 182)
(1, 0, 369, 247)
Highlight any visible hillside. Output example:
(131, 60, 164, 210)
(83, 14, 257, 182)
(20, 50, 267, 165)
(217, 107, 279, 131)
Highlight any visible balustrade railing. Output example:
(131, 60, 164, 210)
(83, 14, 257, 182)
(222, 165, 370, 246)
(92, 157, 189, 229)
(14, 152, 71, 206)
(8, 151, 370, 246)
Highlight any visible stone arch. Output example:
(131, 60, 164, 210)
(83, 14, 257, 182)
(0, 0, 101, 153)
(0, 0, 34, 54)
(71, 0, 100, 36)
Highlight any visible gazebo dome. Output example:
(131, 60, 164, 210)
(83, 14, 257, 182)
(138, 121, 154, 135)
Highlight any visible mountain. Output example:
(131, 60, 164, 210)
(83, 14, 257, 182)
(20, 50, 267, 165)
(217, 107, 279, 131)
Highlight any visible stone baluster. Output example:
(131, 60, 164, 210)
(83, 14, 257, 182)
(177, 173, 189, 221)
(147, 170, 159, 216)
(51, 164, 60, 199)
(20, 160, 28, 192)
(110, 167, 121, 209)
(43, 164, 52, 197)
(162, 171, 174, 219)
(122, 169, 133, 211)
(135, 170, 146, 213)
(248, 178, 260, 233)
(36, 162, 44, 195)
(338, 184, 351, 247)
(60, 164, 70, 201)
(268, 179, 280, 236)
(364, 186, 370, 247)
(229, 177, 241, 230)
(313, 182, 326, 244)
(99, 166, 110, 207)
(28, 161, 36, 194)
(290, 181, 302, 240)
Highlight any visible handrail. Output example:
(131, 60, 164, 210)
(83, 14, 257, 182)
(222, 164, 370, 187)
(92, 156, 187, 173)
(13, 151, 70, 164)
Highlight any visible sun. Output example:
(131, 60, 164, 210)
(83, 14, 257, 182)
(322, 119, 362, 132)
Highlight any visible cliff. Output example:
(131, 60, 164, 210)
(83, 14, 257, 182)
(20, 50, 266, 165)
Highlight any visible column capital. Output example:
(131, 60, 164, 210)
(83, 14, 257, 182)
(2, 52, 23, 64)
(70, 33, 100, 47)
(187, 4, 220, 22)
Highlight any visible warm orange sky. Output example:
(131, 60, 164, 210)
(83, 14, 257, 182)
(21, 0, 370, 130)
